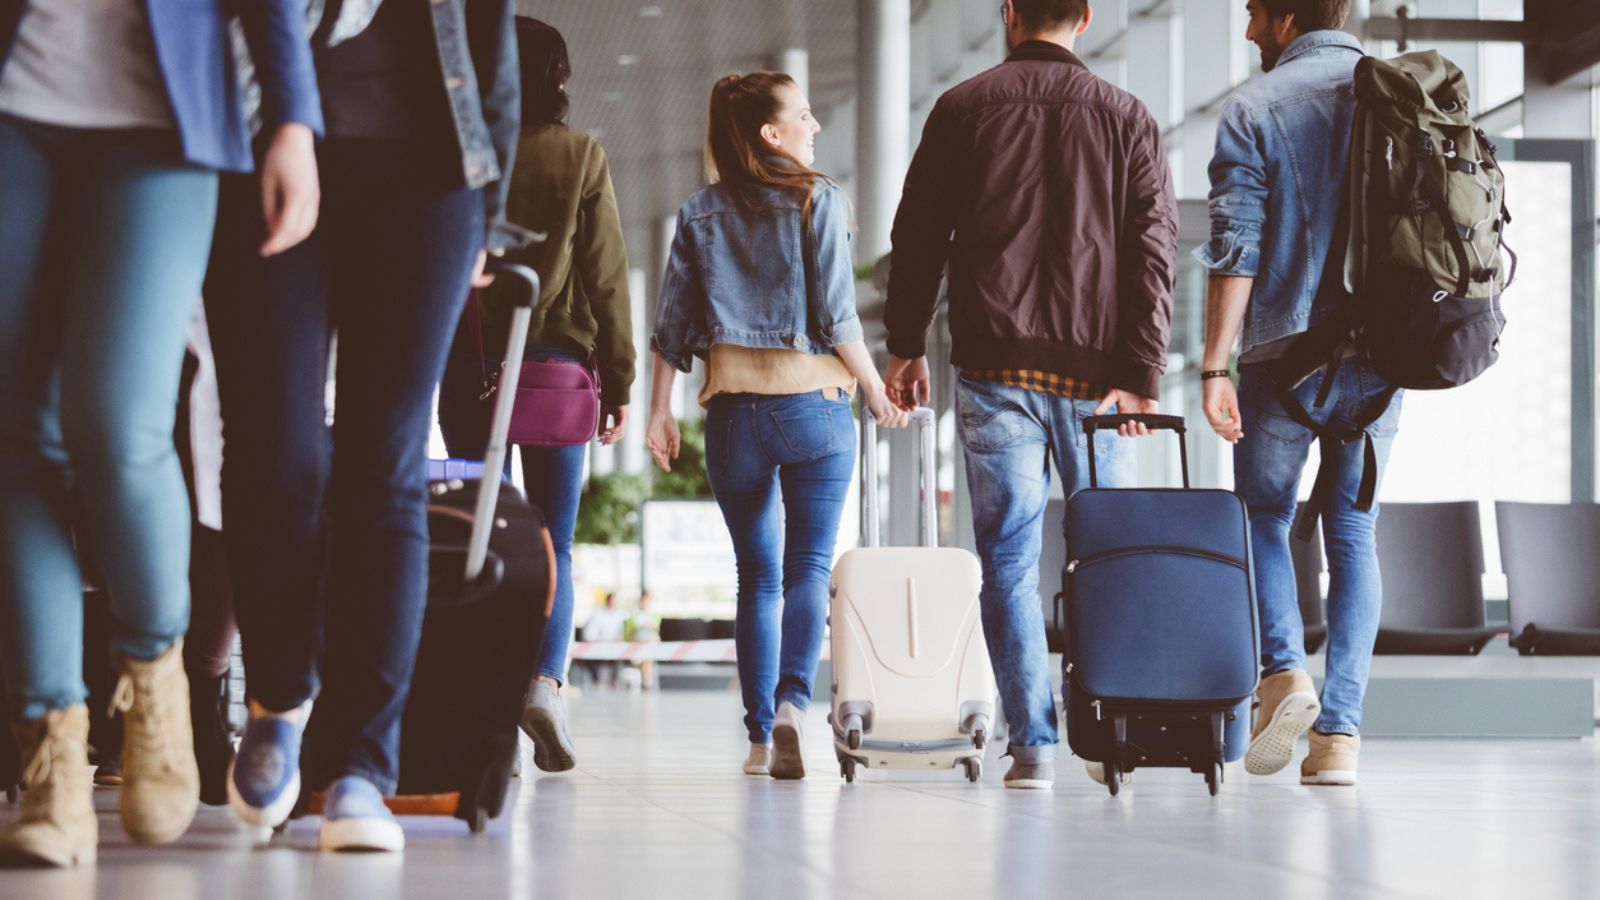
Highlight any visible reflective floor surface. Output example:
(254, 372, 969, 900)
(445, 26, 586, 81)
(2, 689, 1596, 899)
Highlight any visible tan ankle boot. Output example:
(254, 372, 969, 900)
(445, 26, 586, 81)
(0, 705, 98, 867)
(1300, 731, 1360, 786)
(112, 640, 199, 844)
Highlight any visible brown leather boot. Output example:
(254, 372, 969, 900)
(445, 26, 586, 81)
(0, 705, 98, 867)
(112, 640, 199, 844)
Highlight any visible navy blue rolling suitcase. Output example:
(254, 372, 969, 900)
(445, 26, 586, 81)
(1059, 414, 1258, 796)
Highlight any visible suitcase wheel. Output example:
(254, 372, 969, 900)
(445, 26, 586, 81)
(840, 757, 857, 784)
(1106, 765, 1121, 797)
(5, 784, 17, 805)
(1205, 761, 1223, 797)
(961, 757, 982, 784)
(467, 803, 489, 833)
(971, 728, 987, 751)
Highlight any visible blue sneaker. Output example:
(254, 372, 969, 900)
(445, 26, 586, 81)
(227, 701, 310, 828)
(318, 776, 404, 853)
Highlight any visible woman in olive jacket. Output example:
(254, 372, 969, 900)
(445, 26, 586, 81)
(440, 17, 636, 774)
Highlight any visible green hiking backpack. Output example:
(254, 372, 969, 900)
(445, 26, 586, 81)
(1274, 50, 1514, 540)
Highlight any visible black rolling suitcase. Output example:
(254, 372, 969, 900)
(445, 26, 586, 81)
(1059, 414, 1258, 796)
(301, 261, 554, 832)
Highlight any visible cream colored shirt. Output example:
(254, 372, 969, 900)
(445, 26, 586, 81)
(699, 345, 856, 407)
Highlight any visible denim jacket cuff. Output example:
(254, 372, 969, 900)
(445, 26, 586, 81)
(649, 335, 693, 373)
(1192, 239, 1259, 279)
(820, 314, 865, 348)
(487, 219, 540, 256)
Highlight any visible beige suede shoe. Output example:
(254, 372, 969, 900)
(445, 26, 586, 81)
(112, 640, 200, 844)
(0, 705, 98, 868)
(1300, 731, 1360, 786)
(1244, 669, 1321, 776)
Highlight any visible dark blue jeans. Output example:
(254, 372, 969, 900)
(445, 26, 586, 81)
(704, 391, 855, 744)
(439, 334, 586, 685)
(204, 140, 483, 793)
(0, 117, 218, 719)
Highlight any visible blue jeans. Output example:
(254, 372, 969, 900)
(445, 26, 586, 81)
(955, 375, 1134, 764)
(0, 116, 218, 720)
(439, 339, 586, 684)
(1235, 358, 1403, 735)
(705, 391, 855, 744)
(204, 140, 483, 793)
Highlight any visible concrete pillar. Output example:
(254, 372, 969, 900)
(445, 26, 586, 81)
(1181, 0, 1248, 199)
(774, 48, 810, 98)
(857, 0, 912, 264)
(621, 267, 649, 474)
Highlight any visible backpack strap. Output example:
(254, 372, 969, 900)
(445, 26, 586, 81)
(1278, 379, 1399, 542)
(1413, 143, 1475, 297)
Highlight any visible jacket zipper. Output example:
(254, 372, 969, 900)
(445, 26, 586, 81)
(1065, 544, 1247, 574)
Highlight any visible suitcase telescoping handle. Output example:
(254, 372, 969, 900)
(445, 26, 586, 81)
(463, 261, 541, 583)
(860, 407, 938, 549)
(1082, 414, 1190, 490)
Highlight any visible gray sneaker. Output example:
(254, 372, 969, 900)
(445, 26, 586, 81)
(1003, 758, 1054, 790)
(520, 680, 577, 773)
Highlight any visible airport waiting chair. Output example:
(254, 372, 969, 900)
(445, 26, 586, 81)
(1291, 512, 1328, 654)
(1495, 501, 1600, 655)
(1371, 501, 1501, 655)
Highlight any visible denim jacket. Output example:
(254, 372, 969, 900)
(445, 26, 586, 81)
(651, 178, 865, 372)
(1194, 30, 1363, 355)
(232, 0, 528, 252)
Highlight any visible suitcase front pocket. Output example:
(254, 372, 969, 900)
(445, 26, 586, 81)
(1066, 546, 1257, 704)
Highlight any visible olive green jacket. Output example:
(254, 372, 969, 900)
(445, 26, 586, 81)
(485, 123, 635, 405)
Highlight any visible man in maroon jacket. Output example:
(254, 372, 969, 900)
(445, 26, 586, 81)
(884, 0, 1177, 790)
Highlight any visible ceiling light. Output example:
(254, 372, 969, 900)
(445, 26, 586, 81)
(617, 54, 640, 66)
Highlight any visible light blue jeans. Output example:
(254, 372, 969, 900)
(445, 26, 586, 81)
(705, 391, 856, 744)
(0, 116, 218, 719)
(1235, 358, 1403, 735)
(956, 375, 1134, 764)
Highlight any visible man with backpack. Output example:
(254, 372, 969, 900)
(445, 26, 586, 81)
(1203, 0, 1511, 787)
(1198, 0, 1391, 787)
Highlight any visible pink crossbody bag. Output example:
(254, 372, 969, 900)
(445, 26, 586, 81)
(468, 292, 601, 448)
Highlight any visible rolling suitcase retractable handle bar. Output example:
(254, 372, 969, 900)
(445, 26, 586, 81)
(1082, 413, 1190, 489)
(860, 406, 938, 550)
(464, 261, 540, 584)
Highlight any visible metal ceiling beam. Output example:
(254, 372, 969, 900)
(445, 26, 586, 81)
(1363, 15, 1530, 46)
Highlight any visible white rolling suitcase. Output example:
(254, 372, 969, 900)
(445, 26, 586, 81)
(829, 408, 997, 783)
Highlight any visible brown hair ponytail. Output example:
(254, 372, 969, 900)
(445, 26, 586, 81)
(705, 72, 833, 232)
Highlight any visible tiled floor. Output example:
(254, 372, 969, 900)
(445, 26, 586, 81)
(2, 690, 1597, 899)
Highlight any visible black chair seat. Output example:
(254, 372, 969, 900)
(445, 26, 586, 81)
(1509, 625, 1600, 656)
(1303, 624, 1328, 655)
(1374, 626, 1503, 656)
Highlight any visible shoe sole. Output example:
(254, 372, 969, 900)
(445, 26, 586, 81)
(1003, 778, 1053, 790)
(768, 723, 805, 780)
(318, 817, 405, 853)
(1081, 762, 1132, 787)
(1300, 770, 1358, 786)
(521, 708, 577, 773)
(0, 843, 97, 868)
(226, 756, 300, 829)
(1244, 691, 1321, 776)
(742, 763, 770, 775)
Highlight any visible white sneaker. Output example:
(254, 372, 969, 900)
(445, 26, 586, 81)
(743, 743, 773, 775)
(769, 702, 806, 780)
